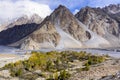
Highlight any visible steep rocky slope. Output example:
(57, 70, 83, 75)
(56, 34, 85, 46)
(0, 14, 42, 45)
(0, 5, 119, 49)
(20, 19, 61, 50)
(0, 23, 39, 45)
(103, 4, 120, 27)
(75, 4, 120, 47)
(49, 5, 91, 42)
(0, 14, 42, 32)
(20, 5, 112, 49)
(103, 4, 120, 14)
(20, 5, 92, 50)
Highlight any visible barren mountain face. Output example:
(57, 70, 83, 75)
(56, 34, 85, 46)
(75, 5, 120, 47)
(49, 5, 91, 41)
(20, 5, 91, 50)
(21, 19, 61, 50)
(103, 4, 120, 30)
(0, 4, 119, 50)
(0, 14, 42, 32)
(103, 4, 120, 14)
(75, 7, 119, 37)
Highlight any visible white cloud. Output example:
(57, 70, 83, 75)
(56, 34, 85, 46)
(34, 0, 85, 10)
(0, 0, 52, 24)
(0, 0, 119, 24)
(34, 0, 120, 13)
(73, 9, 79, 15)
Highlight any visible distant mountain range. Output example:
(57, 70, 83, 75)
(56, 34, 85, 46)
(0, 4, 119, 50)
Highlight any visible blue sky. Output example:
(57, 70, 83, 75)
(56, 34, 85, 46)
(32, 0, 120, 12)
(0, 0, 120, 24)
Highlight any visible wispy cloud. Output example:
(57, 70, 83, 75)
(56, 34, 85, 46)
(0, 0, 120, 24)
(33, 0, 120, 13)
(33, 0, 85, 11)
(0, 0, 52, 23)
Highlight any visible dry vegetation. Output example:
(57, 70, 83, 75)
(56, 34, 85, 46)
(2, 51, 108, 80)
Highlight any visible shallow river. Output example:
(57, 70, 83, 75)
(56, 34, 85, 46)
(0, 46, 120, 58)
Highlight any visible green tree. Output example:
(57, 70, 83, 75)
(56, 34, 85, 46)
(58, 70, 71, 80)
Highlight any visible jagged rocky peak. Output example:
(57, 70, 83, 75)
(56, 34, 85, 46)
(75, 6, 119, 37)
(20, 5, 92, 50)
(75, 6, 107, 24)
(102, 4, 120, 24)
(103, 4, 120, 14)
(0, 14, 42, 46)
(50, 5, 76, 23)
(49, 5, 91, 42)
(75, 4, 120, 47)
(1, 4, 119, 50)
(0, 15, 29, 32)
(28, 14, 43, 24)
(17, 15, 28, 21)
(12, 13, 42, 25)
(10, 15, 29, 26)
(0, 14, 42, 32)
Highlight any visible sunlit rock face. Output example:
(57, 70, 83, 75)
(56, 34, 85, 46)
(75, 4, 120, 47)
(0, 4, 120, 50)
(0, 14, 42, 32)
(20, 5, 91, 50)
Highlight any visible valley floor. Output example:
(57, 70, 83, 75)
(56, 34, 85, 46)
(0, 54, 30, 80)
(0, 48, 120, 80)
(0, 54, 30, 68)
(0, 56, 120, 80)
(69, 58, 120, 80)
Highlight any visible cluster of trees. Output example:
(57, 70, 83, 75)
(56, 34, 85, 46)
(47, 70, 71, 80)
(3, 51, 107, 79)
(80, 55, 105, 71)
